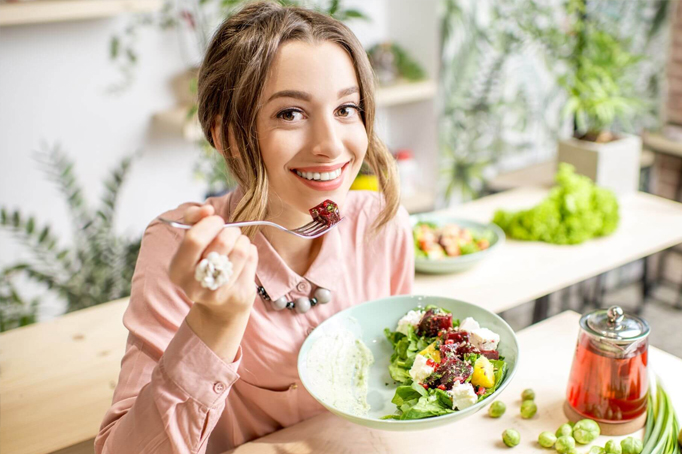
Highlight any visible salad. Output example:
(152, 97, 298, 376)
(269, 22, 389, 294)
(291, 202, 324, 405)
(414, 222, 493, 260)
(383, 306, 508, 420)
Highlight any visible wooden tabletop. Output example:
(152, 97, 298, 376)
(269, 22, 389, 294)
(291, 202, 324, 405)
(228, 311, 682, 454)
(0, 298, 129, 454)
(413, 187, 682, 314)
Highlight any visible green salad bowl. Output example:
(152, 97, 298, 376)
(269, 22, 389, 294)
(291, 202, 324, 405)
(297, 295, 519, 431)
(411, 213, 505, 275)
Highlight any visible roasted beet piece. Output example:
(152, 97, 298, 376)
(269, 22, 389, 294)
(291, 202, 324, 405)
(440, 341, 480, 361)
(417, 308, 453, 337)
(309, 199, 341, 226)
(480, 349, 499, 360)
(424, 357, 473, 390)
(442, 330, 469, 344)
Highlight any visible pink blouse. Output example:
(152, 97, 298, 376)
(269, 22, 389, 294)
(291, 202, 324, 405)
(95, 189, 414, 454)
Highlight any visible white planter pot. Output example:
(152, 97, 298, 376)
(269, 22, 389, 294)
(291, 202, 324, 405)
(557, 134, 642, 196)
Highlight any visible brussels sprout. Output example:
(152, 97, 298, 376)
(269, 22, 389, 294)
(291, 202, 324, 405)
(503, 428, 521, 447)
(520, 400, 537, 419)
(521, 388, 535, 401)
(573, 418, 600, 444)
(556, 423, 573, 438)
(556, 436, 576, 454)
(589, 447, 605, 454)
(489, 401, 506, 418)
(538, 431, 556, 448)
(605, 439, 622, 454)
(620, 437, 643, 454)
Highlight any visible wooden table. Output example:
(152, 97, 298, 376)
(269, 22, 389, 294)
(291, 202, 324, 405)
(413, 187, 682, 319)
(228, 311, 682, 454)
(4, 188, 682, 454)
(0, 298, 129, 454)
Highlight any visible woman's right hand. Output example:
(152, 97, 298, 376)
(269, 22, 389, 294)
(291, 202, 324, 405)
(168, 204, 259, 321)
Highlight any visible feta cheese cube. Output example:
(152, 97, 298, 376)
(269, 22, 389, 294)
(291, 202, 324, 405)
(469, 327, 500, 351)
(459, 317, 480, 333)
(408, 354, 435, 384)
(447, 381, 478, 410)
(396, 310, 424, 336)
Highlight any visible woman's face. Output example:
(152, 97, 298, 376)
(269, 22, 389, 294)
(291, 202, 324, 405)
(256, 40, 368, 222)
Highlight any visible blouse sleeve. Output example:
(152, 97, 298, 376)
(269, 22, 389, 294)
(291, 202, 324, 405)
(95, 211, 242, 454)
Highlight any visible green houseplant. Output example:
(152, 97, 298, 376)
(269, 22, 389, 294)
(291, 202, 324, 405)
(0, 146, 141, 332)
(555, 0, 648, 196)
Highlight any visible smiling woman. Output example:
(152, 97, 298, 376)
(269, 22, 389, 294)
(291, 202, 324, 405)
(198, 9, 399, 241)
(95, 3, 415, 454)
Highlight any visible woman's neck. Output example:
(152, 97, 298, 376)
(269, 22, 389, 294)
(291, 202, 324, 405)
(262, 205, 324, 276)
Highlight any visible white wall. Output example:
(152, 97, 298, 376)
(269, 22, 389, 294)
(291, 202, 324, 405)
(0, 0, 436, 320)
(1, 16, 210, 318)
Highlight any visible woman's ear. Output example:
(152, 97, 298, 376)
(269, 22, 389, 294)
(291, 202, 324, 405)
(212, 119, 241, 159)
(211, 117, 224, 151)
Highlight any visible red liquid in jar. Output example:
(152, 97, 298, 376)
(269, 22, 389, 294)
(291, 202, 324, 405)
(566, 332, 648, 422)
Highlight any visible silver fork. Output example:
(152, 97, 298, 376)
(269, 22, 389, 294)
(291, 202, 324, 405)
(157, 216, 344, 239)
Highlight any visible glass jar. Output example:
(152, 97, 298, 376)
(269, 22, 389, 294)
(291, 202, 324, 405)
(566, 306, 650, 422)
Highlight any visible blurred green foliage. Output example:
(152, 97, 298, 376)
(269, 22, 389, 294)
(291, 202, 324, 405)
(0, 146, 141, 332)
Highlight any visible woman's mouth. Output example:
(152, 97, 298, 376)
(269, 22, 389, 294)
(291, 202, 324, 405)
(290, 162, 348, 191)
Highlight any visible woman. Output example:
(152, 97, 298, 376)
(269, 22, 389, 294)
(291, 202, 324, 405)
(95, 2, 414, 453)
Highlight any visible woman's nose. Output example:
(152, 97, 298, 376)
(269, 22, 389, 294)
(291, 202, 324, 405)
(310, 115, 343, 159)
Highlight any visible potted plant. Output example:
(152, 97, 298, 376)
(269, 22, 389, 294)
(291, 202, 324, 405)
(0, 146, 141, 331)
(555, 0, 645, 196)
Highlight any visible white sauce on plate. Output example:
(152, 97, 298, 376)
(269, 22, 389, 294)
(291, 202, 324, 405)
(306, 329, 374, 416)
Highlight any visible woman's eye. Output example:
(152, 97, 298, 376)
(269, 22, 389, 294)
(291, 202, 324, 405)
(336, 104, 360, 118)
(277, 109, 304, 121)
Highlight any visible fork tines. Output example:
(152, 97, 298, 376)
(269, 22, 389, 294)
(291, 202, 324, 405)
(296, 220, 326, 235)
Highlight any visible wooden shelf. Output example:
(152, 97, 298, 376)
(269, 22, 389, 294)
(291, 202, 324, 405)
(643, 130, 682, 158)
(0, 0, 162, 27)
(375, 79, 437, 107)
(152, 104, 204, 142)
(487, 150, 656, 193)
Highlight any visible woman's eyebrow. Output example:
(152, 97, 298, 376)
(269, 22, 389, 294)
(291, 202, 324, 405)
(337, 86, 359, 98)
(267, 90, 311, 103)
(266, 86, 359, 104)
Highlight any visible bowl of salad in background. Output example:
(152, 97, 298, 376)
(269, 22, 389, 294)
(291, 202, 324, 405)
(297, 295, 519, 431)
(411, 213, 505, 274)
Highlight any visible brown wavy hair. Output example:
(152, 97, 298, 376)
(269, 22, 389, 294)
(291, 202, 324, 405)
(197, 1, 399, 238)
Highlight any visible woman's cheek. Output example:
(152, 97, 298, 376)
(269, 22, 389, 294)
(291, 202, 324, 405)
(348, 123, 368, 159)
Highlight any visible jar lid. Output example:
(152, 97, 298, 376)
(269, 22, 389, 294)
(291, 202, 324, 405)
(580, 306, 650, 341)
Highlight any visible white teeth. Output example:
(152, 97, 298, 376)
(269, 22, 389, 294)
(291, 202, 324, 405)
(295, 167, 343, 181)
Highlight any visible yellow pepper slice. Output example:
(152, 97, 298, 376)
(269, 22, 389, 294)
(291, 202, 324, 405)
(419, 341, 441, 364)
(471, 356, 495, 388)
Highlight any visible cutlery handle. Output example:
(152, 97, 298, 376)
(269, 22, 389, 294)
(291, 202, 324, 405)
(158, 217, 279, 230)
